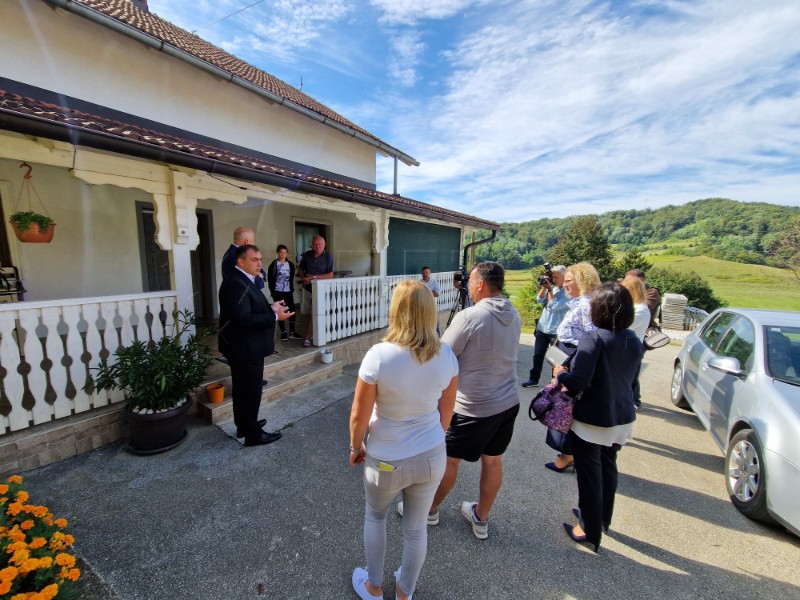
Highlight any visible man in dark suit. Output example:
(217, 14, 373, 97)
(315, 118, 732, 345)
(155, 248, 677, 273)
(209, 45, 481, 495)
(222, 227, 267, 283)
(218, 245, 294, 446)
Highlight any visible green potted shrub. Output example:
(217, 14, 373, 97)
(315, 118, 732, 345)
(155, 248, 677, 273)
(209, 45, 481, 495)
(95, 310, 211, 454)
(9, 210, 56, 243)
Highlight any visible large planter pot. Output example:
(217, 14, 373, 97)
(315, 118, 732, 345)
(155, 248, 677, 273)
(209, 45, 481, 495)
(124, 398, 191, 455)
(10, 221, 56, 243)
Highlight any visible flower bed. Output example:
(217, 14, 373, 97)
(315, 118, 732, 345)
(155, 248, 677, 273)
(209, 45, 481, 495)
(0, 476, 79, 599)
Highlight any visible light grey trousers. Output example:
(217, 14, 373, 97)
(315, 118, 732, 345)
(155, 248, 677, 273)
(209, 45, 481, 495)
(362, 443, 447, 596)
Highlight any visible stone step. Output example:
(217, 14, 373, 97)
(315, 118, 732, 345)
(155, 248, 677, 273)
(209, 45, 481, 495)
(196, 359, 344, 425)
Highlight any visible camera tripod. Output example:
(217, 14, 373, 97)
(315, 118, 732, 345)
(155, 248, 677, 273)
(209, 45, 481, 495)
(446, 286, 469, 329)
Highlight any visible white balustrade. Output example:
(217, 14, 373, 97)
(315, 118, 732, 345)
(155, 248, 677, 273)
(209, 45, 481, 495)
(311, 271, 456, 346)
(0, 292, 179, 434)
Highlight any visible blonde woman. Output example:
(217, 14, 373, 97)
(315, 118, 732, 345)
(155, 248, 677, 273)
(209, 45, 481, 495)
(546, 262, 601, 472)
(349, 280, 459, 600)
(622, 276, 649, 409)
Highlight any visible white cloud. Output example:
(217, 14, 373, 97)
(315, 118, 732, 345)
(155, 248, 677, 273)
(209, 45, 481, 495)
(369, 0, 484, 25)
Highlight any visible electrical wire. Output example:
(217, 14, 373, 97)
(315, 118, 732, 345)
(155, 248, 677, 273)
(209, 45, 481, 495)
(191, 0, 266, 34)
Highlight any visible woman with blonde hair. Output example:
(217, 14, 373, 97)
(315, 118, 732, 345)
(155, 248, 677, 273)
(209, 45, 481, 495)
(545, 262, 601, 473)
(349, 279, 458, 600)
(621, 276, 649, 409)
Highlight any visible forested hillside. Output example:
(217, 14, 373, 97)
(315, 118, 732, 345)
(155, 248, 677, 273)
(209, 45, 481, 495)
(475, 198, 800, 269)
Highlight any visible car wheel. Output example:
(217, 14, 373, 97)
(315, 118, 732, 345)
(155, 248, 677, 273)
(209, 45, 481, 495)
(670, 362, 690, 409)
(725, 429, 774, 524)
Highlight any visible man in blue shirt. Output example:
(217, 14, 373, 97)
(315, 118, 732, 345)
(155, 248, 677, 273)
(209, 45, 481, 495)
(522, 265, 570, 388)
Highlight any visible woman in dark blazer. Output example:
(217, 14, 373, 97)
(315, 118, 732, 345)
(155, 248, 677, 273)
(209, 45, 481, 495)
(553, 282, 643, 552)
(266, 244, 299, 340)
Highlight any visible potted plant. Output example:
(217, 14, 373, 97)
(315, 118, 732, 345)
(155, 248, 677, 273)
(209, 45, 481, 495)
(95, 310, 211, 454)
(9, 210, 56, 243)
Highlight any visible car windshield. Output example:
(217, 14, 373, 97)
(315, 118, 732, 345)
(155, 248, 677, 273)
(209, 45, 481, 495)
(764, 326, 800, 384)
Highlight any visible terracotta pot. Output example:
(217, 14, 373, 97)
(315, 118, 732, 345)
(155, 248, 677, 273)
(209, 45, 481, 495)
(206, 383, 225, 404)
(10, 221, 56, 243)
(124, 398, 191, 455)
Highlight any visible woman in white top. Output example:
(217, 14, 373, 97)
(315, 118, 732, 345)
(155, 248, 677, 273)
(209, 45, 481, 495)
(622, 276, 649, 409)
(349, 280, 458, 600)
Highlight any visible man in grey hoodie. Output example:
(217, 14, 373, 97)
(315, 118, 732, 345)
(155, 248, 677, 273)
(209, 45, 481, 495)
(430, 261, 522, 539)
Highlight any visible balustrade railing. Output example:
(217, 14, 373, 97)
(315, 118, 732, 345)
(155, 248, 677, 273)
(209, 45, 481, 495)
(0, 292, 178, 434)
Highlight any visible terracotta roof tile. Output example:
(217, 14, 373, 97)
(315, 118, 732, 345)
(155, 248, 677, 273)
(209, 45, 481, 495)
(72, 0, 405, 157)
(0, 89, 498, 229)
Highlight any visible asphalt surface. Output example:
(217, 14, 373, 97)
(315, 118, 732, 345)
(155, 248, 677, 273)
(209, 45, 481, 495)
(23, 335, 800, 599)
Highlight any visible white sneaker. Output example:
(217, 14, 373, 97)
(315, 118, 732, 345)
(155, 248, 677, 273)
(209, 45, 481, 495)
(352, 567, 383, 600)
(460, 501, 488, 539)
(394, 566, 412, 600)
(396, 501, 439, 525)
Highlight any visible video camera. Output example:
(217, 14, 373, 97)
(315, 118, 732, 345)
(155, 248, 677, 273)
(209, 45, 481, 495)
(453, 266, 469, 290)
(538, 262, 553, 286)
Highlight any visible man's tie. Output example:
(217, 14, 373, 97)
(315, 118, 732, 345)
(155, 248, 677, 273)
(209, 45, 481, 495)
(254, 276, 265, 290)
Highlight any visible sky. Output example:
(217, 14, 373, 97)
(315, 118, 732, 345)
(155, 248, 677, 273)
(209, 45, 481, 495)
(146, 0, 800, 223)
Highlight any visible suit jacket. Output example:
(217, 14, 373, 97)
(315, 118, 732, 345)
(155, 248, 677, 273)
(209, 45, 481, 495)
(218, 269, 276, 361)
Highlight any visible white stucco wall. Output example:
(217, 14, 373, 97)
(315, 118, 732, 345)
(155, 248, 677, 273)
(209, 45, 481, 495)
(0, 159, 145, 301)
(3, 0, 377, 185)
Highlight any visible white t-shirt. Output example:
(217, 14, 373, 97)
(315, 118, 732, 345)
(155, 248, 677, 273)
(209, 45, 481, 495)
(358, 341, 458, 461)
(424, 278, 441, 296)
(630, 303, 650, 341)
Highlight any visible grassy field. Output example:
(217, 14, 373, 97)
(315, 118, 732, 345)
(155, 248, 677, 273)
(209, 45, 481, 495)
(505, 257, 800, 311)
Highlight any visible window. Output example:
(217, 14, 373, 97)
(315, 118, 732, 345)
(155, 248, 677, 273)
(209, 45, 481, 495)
(765, 326, 800, 384)
(699, 312, 736, 350)
(716, 317, 755, 371)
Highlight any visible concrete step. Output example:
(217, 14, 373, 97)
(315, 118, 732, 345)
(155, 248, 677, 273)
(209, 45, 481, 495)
(196, 358, 344, 425)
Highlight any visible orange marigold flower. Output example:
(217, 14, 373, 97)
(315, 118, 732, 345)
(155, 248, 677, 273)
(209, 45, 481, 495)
(10, 548, 30, 565)
(0, 581, 11, 595)
(64, 534, 74, 546)
(32, 506, 48, 517)
(43, 517, 53, 526)
(38, 556, 53, 568)
(55, 553, 75, 568)
(66, 568, 80, 582)
(7, 501, 23, 516)
(20, 557, 40, 574)
(40, 584, 59, 600)
(0, 566, 18, 581)
(6, 475, 22, 484)
(11, 594, 29, 600)
(28, 537, 47, 549)
(15, 491, 28, 503)
(54, 518, 67, 528)
(0, 484, 8, 494)
(20, 519, 34, 530)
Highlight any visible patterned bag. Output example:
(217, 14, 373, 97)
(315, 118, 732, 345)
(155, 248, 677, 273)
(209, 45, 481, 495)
(528, 383, 575, 434)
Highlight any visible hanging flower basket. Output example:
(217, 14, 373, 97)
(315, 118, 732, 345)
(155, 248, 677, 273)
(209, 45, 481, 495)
(10, 217, 56, 243)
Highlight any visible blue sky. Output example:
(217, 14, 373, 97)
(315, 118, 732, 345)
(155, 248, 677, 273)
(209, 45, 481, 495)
(147, 0, 800, 223)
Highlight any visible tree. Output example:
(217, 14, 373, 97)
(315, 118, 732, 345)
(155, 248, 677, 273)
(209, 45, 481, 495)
(615, 248, 653, 278)
(512, 276, 543, 329)
(647, 267, 726, 312)
(547, 216, 615, 280)
(768, 217, 800, 281)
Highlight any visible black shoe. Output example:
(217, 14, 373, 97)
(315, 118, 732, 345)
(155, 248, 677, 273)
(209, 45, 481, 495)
(236, 419, 267, 438)
(280, 332, 288, 341)
(262, 379, 268, 387)
(563, 523, 599, 553)
(244, 431, 282, 446)
(572, 508, 608, 533)
(545, 460, 575, 473)
(521, 379, 539, 388)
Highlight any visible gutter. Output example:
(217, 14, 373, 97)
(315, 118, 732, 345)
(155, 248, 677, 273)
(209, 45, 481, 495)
(42, 0, 420, 167)
(462, 230, 497, 268)
(0, 110, 496, 230)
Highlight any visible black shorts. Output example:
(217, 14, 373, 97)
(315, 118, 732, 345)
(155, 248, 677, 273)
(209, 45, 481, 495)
(446, 404, 520, 462)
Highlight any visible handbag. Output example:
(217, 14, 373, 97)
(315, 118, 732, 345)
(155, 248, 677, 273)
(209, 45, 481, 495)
(528, 383, 575, 433)
(644, 330, 670, 350)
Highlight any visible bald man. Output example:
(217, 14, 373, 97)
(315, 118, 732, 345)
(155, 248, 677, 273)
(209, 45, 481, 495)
(222, 227, 259, 280)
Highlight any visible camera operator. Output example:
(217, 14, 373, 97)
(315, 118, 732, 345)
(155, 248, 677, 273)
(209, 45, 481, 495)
(521, 264, 569, 388)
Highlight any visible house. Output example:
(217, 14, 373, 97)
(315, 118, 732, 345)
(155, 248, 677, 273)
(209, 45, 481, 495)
(0, 0, 499, 471)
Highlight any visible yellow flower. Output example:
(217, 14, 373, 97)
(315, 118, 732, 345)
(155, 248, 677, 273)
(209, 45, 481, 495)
(28, 537, 47, 549)
(54, 518, 67, 529)
(0, 566, 18, 581)
(0, 581, 11, 594)
(55, 553, 75, 568)
(20, 519, 34, 530)
(6, 475, 22, 484)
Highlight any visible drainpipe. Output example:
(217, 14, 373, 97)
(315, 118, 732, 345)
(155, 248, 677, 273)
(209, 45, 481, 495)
(462, 230, 497, 269)
(42, 0, 420, 168)
(393, 157, 398, 195)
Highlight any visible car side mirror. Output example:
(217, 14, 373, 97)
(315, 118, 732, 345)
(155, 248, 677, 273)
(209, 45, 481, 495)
(707, 356, 746, 379)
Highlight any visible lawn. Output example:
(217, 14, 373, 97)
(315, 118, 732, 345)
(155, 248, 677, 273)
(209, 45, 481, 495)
(505, 257, 800, 311)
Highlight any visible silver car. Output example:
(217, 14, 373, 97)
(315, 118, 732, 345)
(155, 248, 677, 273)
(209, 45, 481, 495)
(670, 308, 800, 536)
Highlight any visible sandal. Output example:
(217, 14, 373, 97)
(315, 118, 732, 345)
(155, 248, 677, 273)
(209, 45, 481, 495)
(303, 339, 311, 347)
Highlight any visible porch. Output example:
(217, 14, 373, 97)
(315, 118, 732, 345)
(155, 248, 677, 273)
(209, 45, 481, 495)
(0, 270, 457, 473)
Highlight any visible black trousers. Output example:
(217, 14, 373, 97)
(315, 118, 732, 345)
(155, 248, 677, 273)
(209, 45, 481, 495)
(228, 357, 265, 437)
(272, 291, 296, 333)
(569, 430, 620, 549)
(529, 328, 557, 383)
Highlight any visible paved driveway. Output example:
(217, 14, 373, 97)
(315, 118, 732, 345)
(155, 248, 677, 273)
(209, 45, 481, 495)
(22, 335, 800, 599)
